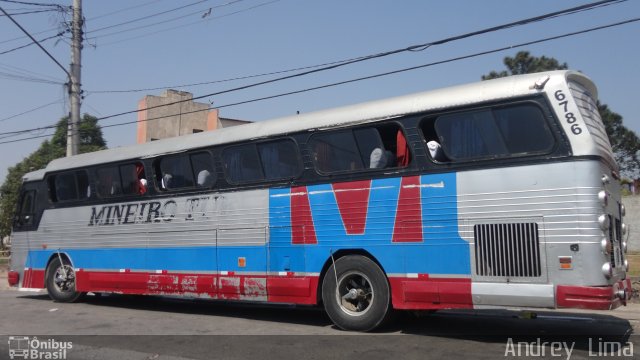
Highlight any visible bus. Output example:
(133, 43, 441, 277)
(7, 70, 631, 331)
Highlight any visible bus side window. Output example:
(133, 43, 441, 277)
(423, 103, 555, 162)
(161, 156, 194, 190)
(190, 152, 215, 188)
(120, 163, 148, 195)
(15, 190, 35, 227)
(222, 145, 264, 184)
(353, 124, 411, 169)
(420, 118, 449, 163)
(96, 166, 121, 197)
(310, 131, 363, 173)
(257, 139, 302, 180)
(48, 170, 89, 202)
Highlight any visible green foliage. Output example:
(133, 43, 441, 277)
(0, 114, 106, 240)
(482, 51, 568, 80)
(600, 103, 640, 177)
(483, 51, 639, 178)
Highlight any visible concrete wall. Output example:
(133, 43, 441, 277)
(137, 90, 215, 143)
(624, 195, 640, 252)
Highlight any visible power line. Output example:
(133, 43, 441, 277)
(89, 0, 279, 47)
(0, 0, 64, 8)
(86, 0, 166, 21)
(86, 0, 625, 94)
(86, 0, 211, 34)
(0, 30, 66, 55)
(0, 6, 69, 77)
(2, 16, 637, 145)
(0, 70, 65, 84)
(93, 0, 629, 123)
(0, 60, 65, 82)
(0, 98, 64, 123)
(0, 0, 627, 137)
(0, 0, 160, 45)
(0, 8, 58, 16)
(0, 0, 623, 139)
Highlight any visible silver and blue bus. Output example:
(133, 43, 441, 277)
(8, 70, 631, 331)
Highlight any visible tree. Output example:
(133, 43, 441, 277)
(0, 114, 106, 240)
(483, 51, 640, 177)
(482, 51, 568, 80)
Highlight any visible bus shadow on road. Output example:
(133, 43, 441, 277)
(392, 308, 634, 352)
(21, 292, 334, 328)
(19, 292, 634, 350)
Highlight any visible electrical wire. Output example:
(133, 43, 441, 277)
(1, 16, 637, 145)
(86, 0, 625, 94)
(0, 0, 629, 138)
(86, 0, 212, 34)
(0, 8, 58, 16)
(91, 0, 630, 123)
(0, 61, 65, 83)
(0, 30, 67, 55)
(0, 98, 64, 123)
(86, 0, 166, 21)
(89, 0, 279, 47)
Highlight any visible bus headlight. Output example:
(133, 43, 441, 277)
(621, 204, 626, 217)
(601, 238, 612, 254)
(622, 223, 628, 235)
(598, 191, 608, 207)
(598, 215, 610, 230)
(625, 259, 629, 272)
(602, 174, 610, 184)
(602, 262, 613, 279)
(623, 241, 628, 254)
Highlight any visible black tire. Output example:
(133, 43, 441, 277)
(322, 255, 391, 331)
(45, 257, 83, 303)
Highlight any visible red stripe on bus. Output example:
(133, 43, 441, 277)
(291, 186, 318, 244)
(75, 271, 319, 305)
(389, 276, 472, 310)
(332, 180, 371, 235)
(392, 176, 423, 242)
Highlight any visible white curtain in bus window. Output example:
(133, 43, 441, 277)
(257, 140, 301, 180)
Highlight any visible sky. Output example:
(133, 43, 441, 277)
(0, 0, 639, 183)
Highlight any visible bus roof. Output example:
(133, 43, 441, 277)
(23, 70, 596, 182)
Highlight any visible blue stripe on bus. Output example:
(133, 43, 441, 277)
(27, 173, 470, 276)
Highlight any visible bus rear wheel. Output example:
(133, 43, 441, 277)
(45, 257, 83, 303)
(322, 255, 391, 331)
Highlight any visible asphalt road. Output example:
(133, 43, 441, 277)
(0, 290, 638, 360)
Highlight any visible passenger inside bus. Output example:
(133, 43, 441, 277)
(426, 141, 447, 162)
(197, 169, 213, 187)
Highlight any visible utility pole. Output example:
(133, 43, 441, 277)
(67, 0, 82, 157)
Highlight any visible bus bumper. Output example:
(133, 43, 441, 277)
(556, 279, 632, 310)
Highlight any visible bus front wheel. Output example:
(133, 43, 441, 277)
(322, 255, 391, 331)
(45, 257, 83, 303)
